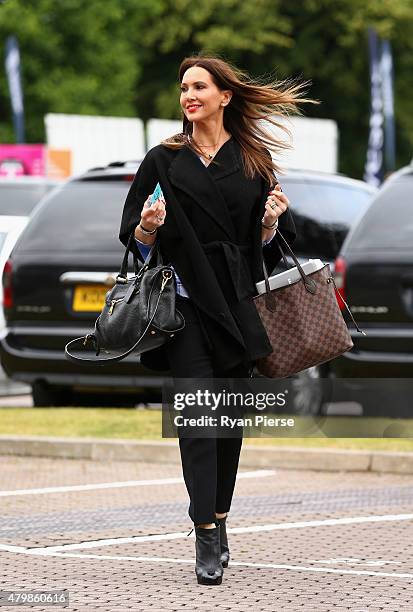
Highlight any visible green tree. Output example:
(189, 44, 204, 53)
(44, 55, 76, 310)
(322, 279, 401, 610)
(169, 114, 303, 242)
(277, 0, 413, 178)
(131, 0, 412, 177)
(1, 0, 412, 178)
(0, 0, 141, 142)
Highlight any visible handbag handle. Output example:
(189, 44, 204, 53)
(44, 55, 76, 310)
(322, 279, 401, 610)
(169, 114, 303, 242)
(262, 229, 366, 335)
(117, 229, 162, 283)
(262, 229, 317, 295)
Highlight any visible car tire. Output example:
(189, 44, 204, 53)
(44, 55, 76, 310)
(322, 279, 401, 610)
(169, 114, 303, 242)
(289, 364, 332, 416)
(31, 381, 74, 407)
(251, 363, 332, 416)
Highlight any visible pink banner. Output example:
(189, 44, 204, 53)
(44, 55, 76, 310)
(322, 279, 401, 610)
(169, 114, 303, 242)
(0, 144, 46, 177)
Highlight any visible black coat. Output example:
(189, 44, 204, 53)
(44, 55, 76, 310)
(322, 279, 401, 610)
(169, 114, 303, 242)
(119, 136, 296, 372)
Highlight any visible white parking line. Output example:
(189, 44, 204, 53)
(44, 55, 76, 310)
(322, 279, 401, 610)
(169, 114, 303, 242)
(307, 557, 402, 567)
(23, 512, 413, 554)
(2, 512, 412, 579)
(0, 548, 411, 579)
(0, 543, 29, 554)
(0, 469, 275, 497)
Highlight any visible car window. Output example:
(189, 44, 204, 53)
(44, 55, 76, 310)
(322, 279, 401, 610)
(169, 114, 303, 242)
(18, 181, 131, 252)
(281, 179, 375, 259)
(17, 175, 377, 256)
(345, 175, 413, 250)
(0, 184, 53, 215)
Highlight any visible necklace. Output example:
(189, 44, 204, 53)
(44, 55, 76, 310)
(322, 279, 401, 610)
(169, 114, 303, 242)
(189, 127, 226, 160)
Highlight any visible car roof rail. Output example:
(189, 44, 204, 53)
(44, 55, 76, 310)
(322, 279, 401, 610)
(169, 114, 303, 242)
(85, 160, 140, 172)
(107, 160, 140, 167)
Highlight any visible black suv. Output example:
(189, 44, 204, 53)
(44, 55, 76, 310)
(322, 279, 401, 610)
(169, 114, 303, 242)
(331, 164, 413, 384)
(0, 161, 376, 406)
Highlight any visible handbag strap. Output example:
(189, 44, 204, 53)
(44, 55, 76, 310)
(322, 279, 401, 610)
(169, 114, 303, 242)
(117, 230, 162, 283)
(262, 229, 317, 295)
(329, 275, 366, 335)
(262, 229, 366, 335)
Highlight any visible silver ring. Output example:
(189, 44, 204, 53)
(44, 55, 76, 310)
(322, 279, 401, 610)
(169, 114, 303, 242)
(156, 215, 164, 222)
(270, 203, 276, 209)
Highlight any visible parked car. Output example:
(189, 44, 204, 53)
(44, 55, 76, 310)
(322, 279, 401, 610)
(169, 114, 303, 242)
(329, 163, 413, 415)
(0, 177, 60, 396)
(273, 169, 377, 268)
(0, 177, 60, 327)
(0, 161, 376, 407)
(0, 216, 29, 330)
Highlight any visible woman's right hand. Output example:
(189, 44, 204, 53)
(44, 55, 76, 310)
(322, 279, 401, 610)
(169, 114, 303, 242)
(140, 192, 166, 231)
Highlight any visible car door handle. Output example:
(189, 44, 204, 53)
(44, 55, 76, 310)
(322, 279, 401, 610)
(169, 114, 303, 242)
(59, 271, 133, 285)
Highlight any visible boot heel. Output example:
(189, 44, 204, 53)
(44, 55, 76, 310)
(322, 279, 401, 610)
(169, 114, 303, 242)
(194, 523, 223, 586)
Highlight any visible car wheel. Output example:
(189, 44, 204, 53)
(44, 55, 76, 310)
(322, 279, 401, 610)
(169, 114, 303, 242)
(31, 381, 74, 407)
(289, 364, 332, 416)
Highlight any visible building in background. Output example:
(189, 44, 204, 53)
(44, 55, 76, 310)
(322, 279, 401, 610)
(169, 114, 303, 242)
(44, 113, 338, 177)
(45, 114, 145, 177)
(147, 116, 338, 174)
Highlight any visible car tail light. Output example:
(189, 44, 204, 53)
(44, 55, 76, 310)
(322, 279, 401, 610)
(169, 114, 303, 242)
(333, 256, 346, 311)
(3, 259, 13, 309)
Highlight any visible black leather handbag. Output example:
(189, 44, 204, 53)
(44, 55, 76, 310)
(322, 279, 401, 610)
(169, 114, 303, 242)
(64, 230, 185, 364)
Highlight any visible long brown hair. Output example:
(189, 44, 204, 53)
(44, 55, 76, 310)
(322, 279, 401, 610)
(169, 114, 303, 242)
(161, 54, 320, 186)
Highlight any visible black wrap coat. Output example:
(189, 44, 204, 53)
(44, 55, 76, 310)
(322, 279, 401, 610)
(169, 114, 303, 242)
(119, 136, 296, 372)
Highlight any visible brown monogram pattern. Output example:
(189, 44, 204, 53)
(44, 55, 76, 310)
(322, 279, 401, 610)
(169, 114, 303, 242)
(253, 264, 353, 378)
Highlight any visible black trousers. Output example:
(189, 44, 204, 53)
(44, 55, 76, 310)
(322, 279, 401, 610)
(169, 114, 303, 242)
(164, 294, 251, 525)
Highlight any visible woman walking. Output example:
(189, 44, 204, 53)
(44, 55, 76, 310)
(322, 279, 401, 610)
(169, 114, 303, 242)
(119, 54, 317, 585)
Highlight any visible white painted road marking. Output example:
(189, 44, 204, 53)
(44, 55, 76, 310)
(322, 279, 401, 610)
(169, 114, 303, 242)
(0, 547, 411, 580)
(0, 469, 275, 497)
(0, 543, 28, 554)
(1, 512, 412, 579)
(308, 557, 402, 567)
(21, 512, 413, 554)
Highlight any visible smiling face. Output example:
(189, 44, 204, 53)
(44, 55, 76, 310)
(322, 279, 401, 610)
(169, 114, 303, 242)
(180, 66, 232, 122)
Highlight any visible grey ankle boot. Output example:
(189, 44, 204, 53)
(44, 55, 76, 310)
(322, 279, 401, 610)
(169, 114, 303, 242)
(194, 522, 223, 585)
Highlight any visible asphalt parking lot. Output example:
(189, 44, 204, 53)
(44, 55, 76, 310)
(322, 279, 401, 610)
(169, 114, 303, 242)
(0, 455, 412, 611)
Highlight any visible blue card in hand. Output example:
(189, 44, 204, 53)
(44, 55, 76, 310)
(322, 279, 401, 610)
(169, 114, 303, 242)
(149, 182, 164, 206)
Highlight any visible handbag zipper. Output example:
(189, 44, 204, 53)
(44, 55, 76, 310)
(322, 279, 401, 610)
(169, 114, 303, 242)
(108, 298, 123, 315)
(109, 270, 172, 316)
(160, 269, 173, 292)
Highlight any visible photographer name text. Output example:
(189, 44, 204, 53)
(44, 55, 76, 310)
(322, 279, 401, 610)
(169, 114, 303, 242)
(174, 415, 295, 429)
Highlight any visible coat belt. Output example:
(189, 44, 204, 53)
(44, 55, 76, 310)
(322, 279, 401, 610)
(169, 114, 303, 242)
(201, 241, 256, 303)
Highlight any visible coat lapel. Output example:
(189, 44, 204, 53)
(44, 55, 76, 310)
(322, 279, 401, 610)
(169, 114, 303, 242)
(167, 139, 239, 240)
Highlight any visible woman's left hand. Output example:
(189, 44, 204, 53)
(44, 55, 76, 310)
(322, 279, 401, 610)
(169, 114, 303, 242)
(262, 183, 290, 226)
